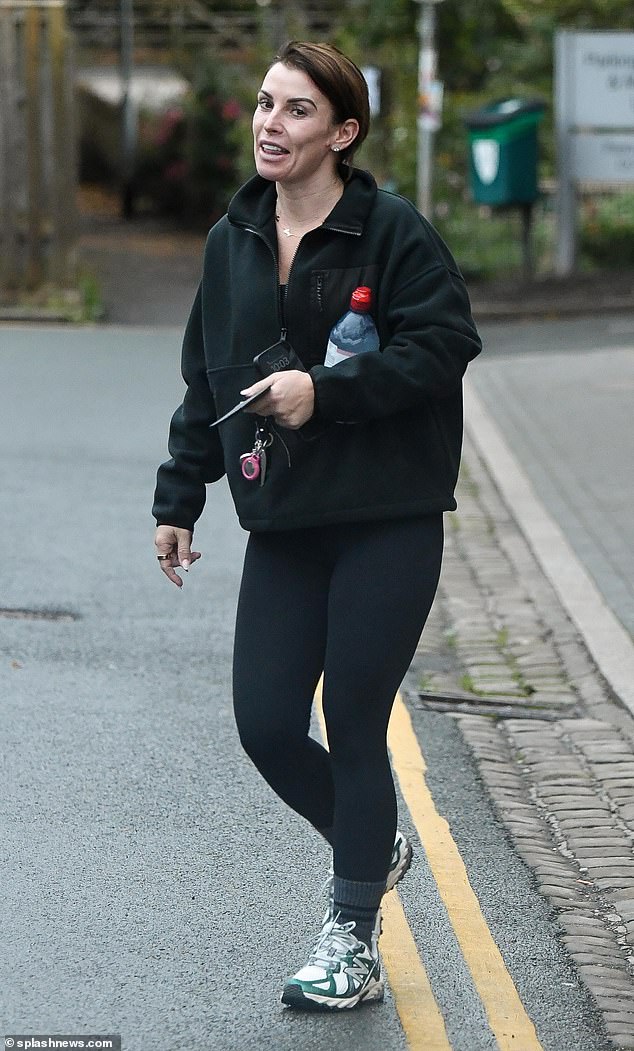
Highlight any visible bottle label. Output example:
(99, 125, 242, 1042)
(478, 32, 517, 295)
(324, 338, 356, 368)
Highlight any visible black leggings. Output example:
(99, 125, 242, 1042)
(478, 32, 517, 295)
(232, 515, 443, 884)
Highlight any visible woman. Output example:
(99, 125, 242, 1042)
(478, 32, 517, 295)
(153, 41, 481, 1011)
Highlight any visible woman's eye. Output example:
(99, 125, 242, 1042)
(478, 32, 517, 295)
(291, 106, 307, 117)
(257, 97, 271, 109)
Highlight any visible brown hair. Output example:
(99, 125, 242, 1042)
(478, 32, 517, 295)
(274, 41, 370, 169)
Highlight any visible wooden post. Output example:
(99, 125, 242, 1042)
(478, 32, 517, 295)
(25, 3, 43, 289)
(0, 5, 21, 290)
(0, 0, 77, 296)
(49, 1, 77, 285)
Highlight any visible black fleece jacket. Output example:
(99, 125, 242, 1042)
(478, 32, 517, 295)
(153, 168, 481, 532)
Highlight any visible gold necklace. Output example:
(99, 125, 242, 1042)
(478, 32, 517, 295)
(275, 185, 343, 238)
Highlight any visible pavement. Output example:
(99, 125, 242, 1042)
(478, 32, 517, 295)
(412, 312, 634, 1047)
(410, 419, 634, 1049)
(2, 191, 634, 1049)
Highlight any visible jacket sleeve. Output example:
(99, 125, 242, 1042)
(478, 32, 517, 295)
(152, 283, 226, 530)
(309, 239, 481, 424)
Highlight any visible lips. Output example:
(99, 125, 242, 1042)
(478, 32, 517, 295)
(259, 141, 290, 156)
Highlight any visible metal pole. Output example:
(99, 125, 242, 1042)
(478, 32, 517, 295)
(520, 202, 534, 281)
(120, 0, 135, 218)
(416, 1, 436, 217)
(555, 30, 576, 275)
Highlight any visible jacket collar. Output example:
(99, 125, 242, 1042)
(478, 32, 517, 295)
(227, 167, 377, 237)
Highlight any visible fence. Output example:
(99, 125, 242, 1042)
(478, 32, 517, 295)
(0, 0, 77, 293)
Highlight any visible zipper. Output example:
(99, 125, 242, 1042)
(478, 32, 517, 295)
(243, 225, 297, 464)
(315, 272, 324, 313)
(284, 239, 304, 339)
(274, 238, 305, 468)
(322, 225, 362, 236)
(244, 226, 286, 337)
(244, 224, 327, 341)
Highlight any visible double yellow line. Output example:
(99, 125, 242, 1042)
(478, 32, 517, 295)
(316, 687, 543, 1051)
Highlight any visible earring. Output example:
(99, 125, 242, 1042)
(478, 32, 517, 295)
(331, 145, 341, 153)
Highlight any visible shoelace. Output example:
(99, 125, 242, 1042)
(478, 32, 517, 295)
(308, 918, 367, 967)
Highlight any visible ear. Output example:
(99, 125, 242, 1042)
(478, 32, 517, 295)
(331, 118, 360, 152)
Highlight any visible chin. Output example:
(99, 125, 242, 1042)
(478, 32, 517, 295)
(255, 158, 289, 182)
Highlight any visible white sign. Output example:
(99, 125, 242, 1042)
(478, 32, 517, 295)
(419, 81, 444, 132)
(566, 32, 634, 128)
(571, 132, 634, 181)
(555, 31, 634, 273)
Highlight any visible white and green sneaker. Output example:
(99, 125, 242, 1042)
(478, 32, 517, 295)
(281, 917, 383, 1011)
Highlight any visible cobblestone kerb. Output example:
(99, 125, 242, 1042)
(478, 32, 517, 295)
(408, 432, 634, 1050)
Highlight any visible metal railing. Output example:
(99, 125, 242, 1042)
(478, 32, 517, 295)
(67, 0, 341, 52)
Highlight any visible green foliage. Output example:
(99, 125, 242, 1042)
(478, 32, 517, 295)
(76, 271, 105, 322)
(579, 192, 634, 267)
(1, 271, 104, 323)
(135, 3, 634, 272)
(334, 0, 634, 276)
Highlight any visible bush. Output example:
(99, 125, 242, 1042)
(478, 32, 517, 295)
(579, 192, 634, 268)
(136, 67, 242, 227)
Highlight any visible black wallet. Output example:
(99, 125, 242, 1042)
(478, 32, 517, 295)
(253, 338, 307, 377)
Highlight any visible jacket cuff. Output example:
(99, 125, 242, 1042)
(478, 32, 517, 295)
(154, 517, 195, 532)
(309, 364, 356, 423)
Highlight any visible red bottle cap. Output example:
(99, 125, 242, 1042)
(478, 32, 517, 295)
(350, 286, 372, 311)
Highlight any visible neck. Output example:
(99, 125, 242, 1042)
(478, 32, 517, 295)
(276, 175, 343, 224)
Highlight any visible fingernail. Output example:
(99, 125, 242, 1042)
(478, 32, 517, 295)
(182, 559, 190, 572)
(240, 389, 249, 396)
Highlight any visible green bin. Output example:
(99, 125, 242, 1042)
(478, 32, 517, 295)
(464, 98, 545, 206)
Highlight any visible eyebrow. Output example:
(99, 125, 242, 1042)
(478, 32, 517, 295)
(257, 89, 317, 110)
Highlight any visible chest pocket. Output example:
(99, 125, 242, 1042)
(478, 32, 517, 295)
(308, 264, 381, 367)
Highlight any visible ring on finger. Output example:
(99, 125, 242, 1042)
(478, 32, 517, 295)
(157, 554, 172, 562)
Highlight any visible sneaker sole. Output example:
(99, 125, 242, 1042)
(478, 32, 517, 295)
(281, 978, 385, 1011)
(385, 837, 413, 894)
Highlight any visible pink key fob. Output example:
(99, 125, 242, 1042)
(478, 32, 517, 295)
(240, 453, 261, 481)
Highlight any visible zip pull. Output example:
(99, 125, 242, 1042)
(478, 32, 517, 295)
(281, 327, 288, 341)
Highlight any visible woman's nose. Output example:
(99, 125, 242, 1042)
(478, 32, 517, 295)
(263, 108, 283, 133)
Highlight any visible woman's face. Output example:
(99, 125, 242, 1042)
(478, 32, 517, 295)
(252, 62, 343, 187)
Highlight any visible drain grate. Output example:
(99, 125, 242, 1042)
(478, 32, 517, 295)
(0, 607, 79, 622)
(415, 689, 580, 721)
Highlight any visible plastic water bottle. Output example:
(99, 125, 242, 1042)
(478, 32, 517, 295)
(324, 286, 380, 367)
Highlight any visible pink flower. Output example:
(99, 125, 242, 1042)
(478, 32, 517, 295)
(221, 98, 241, 121)
(155, 107, 184, 146)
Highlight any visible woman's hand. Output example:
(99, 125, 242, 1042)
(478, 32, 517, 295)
(155, 525, 201, 588)
(241, 370, 315, 429)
